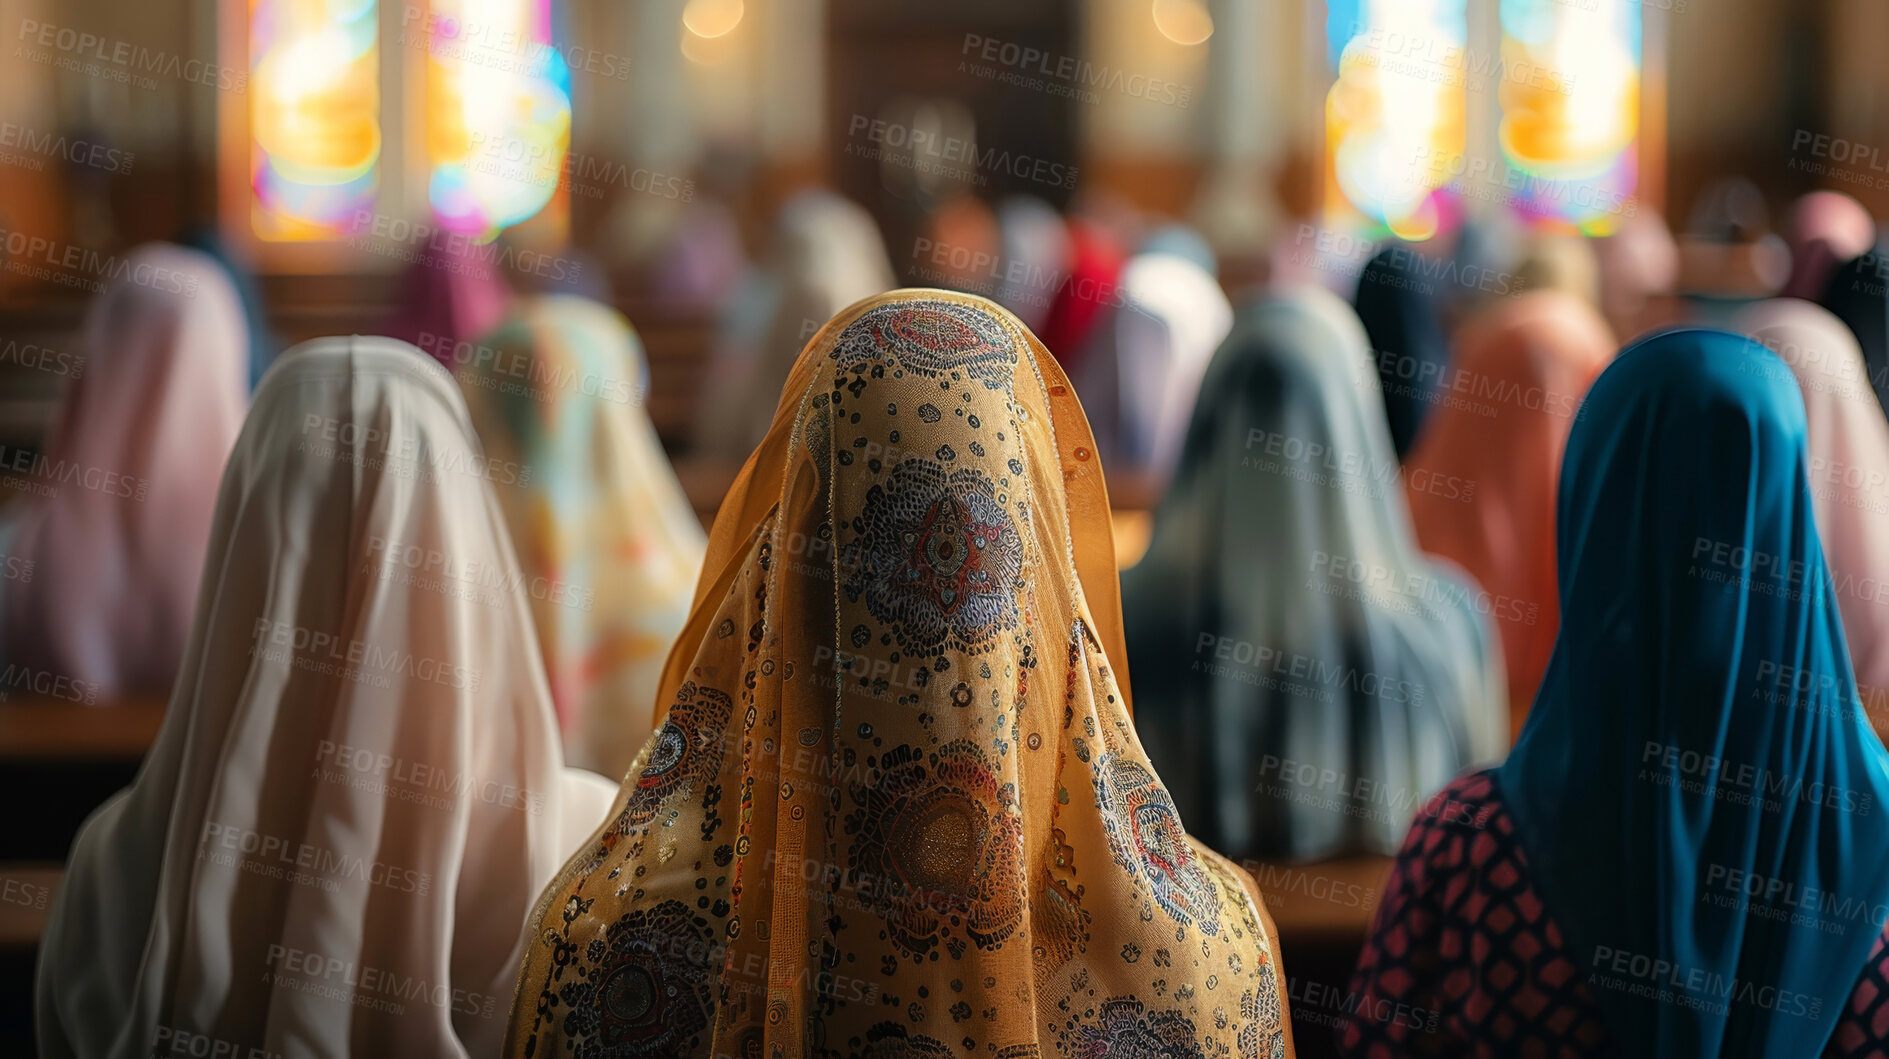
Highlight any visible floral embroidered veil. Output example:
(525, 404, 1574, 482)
(506, 289, 1294, 1058)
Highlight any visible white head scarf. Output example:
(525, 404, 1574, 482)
(1070, 251, 1233, 483)
(994, 195, 1072, 331)
(35, 337, 614, 1059)
(694, 190, 896, 462)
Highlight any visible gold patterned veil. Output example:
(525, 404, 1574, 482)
(506, 289, 1294, 1058)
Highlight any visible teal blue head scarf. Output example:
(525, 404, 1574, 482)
(1500, 328, 1889, 1057)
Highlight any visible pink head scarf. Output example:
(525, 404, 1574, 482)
(1783, 191, 1876, 300)
(381, 252, 513, 369)
(3, 243, 248, 697)
(650, 201, 746, 311)
(1736, 298, 1889, 723)
(1403, 292, 1616, 736)
(1593, 209, 1681, 342)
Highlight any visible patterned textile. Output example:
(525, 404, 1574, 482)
(506, 290, 1295, 1057)
(1496, 330, 1889, 1058)
(458, 295, 705, 778)
(1340, 770, 1889, 1058)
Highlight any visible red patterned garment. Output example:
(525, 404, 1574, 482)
(1338, 770, 1889, 1058)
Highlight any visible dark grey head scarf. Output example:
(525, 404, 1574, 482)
(1122, 285, 1506, 860)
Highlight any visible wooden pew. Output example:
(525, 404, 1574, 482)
(1243, 856, 1396, 1059)
(1111, 510, 1151, 568)
(0, 695, 164, 863)
(0, 695, 165, 761)
(0, 863, 60, 1053)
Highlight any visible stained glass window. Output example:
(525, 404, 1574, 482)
(239, 0, 569, 248)
(1323, 0, 1469, 241)
(1496, 0, 1640, 233)
(424, 0, 572, 241)
(249, 0, 382, 240)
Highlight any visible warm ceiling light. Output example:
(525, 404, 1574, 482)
(683, 0, 745, 39)
(1152, 0, 1213, 46)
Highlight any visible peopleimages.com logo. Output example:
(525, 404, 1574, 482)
(844, 115, 1078, 191)
(199, 822, 432, 896)
(1, 874, 49, 910)
(398, 5, 630, 82)
(0, 662, 96, 703)
(1195, 633, 1427, 705)
(150, 1026, 284, 1059)
(14, 19, 246, 92)
(0, 229, 201, 296)
(346, 210, 585, 285)
(250, 618, 482, 693)
(1639, 741, 1872, 816)
(1587, 944, 1822, 1020)
(0, 120, 133, 174)
(298, 412, 532, 489)
(0, 338, 83, 378)
(959, 33, 1193, 108)
(263, 944, 498, 1019)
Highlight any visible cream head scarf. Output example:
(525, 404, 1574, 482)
(36, 338, 615, 1059)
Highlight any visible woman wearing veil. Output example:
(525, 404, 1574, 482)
(1402, 291, 1615, 730)
(1, 243, 247, 696)
(1355, 244, 1451, 458)
(382, 251, 514, 370)
(458, 295, 707, 778)
(506, 290, 1295, 1057)
(693, 190, 896, 463)
(1070, 243, 1233, 487)
(1341, 329, 1889, 1057)
(1121, 286, 1506, 861)
(36, 340, 615, 1059)
(1818, 249, 1889, 421)
(1738, 298, 1889, 738)
(993, 195, 1071, 331)
(1593, 209, 1682, 343)
(1783, 191, 1875, 301)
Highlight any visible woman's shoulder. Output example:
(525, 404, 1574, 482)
(1389, 768, 1521, 881)
(1410, 768, 1508, 835)
(1830, 922, 1889, 1055)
